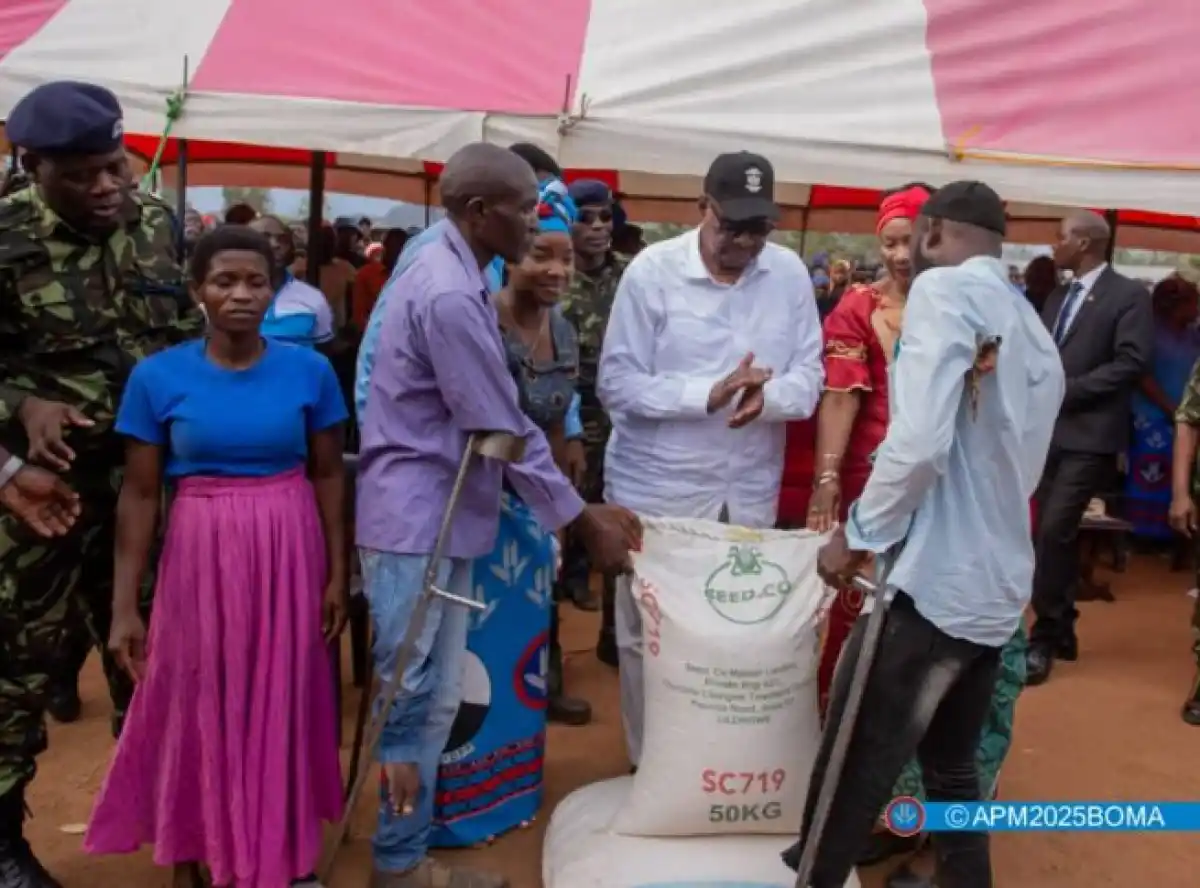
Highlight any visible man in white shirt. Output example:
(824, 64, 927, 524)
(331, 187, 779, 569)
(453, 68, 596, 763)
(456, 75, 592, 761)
(597, 151, 824, 767)
(784, 182, 1064, 888)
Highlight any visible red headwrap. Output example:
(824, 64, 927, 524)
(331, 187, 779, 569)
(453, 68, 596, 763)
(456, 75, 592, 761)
(876, 186, 931, 235)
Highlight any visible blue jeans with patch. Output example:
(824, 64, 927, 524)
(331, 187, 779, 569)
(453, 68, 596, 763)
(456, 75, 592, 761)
(359, 550, 472, 873)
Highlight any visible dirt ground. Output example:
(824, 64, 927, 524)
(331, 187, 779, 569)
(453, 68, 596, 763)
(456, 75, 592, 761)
(26, 556, 1200, 887)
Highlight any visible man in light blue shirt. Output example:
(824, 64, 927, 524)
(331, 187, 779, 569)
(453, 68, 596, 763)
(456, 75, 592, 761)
(783, 182, 1064, 888)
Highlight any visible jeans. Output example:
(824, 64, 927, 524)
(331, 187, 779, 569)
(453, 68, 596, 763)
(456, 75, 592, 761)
(359, 550, 472, 873)
(783, 592, 1001, 888)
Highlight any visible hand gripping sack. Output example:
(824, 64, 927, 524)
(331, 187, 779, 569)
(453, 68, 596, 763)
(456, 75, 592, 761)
(613, 518, 830, 837)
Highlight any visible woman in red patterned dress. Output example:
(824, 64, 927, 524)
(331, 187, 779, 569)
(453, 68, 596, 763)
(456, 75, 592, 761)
(803, 184, 933, 711)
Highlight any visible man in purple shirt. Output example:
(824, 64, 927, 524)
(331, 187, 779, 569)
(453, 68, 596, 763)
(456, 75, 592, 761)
(357, 143, 640, 888)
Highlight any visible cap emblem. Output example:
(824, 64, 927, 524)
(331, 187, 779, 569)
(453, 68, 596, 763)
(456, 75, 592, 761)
(744, 166, 763, 193)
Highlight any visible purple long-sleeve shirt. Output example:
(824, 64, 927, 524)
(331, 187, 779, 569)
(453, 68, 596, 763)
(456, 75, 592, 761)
(356, 221, 584, 558)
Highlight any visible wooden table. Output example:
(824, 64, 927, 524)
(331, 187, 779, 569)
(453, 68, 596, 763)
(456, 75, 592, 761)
(1076, 513, 1133, 603)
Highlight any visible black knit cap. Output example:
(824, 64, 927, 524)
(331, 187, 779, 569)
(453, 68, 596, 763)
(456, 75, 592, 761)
(920, 180, 1007, 236)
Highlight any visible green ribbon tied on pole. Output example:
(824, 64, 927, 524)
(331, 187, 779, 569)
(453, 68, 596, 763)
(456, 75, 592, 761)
(139, 56, 189, 191)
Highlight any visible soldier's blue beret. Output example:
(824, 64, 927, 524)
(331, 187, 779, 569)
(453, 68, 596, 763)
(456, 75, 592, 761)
(6, 81, 125, 156)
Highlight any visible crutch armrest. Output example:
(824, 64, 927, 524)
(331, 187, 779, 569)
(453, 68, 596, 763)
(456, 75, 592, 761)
(470, 431, 526, 463)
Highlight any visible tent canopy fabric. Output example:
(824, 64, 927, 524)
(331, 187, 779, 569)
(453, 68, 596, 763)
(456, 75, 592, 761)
(2, 0, 1199, 247)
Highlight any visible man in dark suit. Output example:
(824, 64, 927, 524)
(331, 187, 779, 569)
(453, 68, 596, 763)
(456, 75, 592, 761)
(1027, 211, 1153, 685)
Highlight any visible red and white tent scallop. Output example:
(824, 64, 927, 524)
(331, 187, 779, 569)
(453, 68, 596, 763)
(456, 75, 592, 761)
(3, 0, 1200, 246)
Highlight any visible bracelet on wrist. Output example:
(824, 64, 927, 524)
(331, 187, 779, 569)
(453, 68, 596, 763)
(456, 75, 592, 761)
(814, 471, 839, 488)
(0, 455, 25, 489)
(818, 453, 842, 471)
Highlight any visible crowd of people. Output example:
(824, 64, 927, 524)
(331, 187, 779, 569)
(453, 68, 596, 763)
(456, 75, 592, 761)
(0, 76, 1195, 888)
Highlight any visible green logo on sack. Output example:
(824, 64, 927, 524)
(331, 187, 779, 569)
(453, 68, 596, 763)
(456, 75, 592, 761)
(704, 544, 792, 624)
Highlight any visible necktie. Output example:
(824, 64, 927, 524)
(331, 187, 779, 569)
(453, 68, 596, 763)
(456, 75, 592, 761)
(1052, 280, 1084, 344)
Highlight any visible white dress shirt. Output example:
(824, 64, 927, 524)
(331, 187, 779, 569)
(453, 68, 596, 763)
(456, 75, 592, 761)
(1054, 261, 1107, 341)
(597, 229, 823, 527)
(846, 256, 1065, 646)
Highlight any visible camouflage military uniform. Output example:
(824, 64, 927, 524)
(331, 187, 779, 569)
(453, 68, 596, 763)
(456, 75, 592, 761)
(557, 253, 628, 610)
(0, 187, 201, 796)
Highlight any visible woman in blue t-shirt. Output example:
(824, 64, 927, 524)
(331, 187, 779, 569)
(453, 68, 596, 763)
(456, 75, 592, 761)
(85, 226, 348, 888)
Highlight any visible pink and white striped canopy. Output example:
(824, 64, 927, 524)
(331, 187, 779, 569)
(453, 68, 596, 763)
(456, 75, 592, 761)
(2, 0, 1200, 217)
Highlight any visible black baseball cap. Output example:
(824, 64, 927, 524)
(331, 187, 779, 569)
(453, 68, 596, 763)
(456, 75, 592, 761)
(703, 151, 780, 222)
(920, 180, 1007, 236)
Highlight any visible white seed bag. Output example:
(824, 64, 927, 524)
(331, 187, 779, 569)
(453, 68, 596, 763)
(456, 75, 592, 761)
(613, 518, 830, 837)
(545, 777, 862, 888)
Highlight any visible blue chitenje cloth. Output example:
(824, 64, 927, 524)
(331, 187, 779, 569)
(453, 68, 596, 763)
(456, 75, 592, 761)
(1126, 406, 1174, 539)
(1126, 323, 1200, 539)
(430, 492, 552, 846)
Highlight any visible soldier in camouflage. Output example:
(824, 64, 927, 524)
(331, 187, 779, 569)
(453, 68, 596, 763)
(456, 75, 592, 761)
(0, 170, 30, 200)
(1169, 351, 1200, 727)
(559, 180, 629, 667)
(0, 172, 84, 728)
(0, 81, 202, 887)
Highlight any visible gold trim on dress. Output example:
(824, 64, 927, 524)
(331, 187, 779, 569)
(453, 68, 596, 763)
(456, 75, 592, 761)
(825, 339, 868, 361)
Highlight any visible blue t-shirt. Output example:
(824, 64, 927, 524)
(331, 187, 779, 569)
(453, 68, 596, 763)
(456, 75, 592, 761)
(117, 339, 349, 478)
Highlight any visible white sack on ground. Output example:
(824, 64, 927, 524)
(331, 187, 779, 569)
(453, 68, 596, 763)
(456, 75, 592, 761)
(544, 777, 861, 888)
(613, 518, 830, 837)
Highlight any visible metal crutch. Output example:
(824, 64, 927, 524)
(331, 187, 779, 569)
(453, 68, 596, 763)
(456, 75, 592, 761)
(319, 430, 527, 882)
(792, 564, 898, 888)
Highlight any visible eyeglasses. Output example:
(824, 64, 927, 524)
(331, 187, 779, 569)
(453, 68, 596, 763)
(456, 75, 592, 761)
(579, 208, 613, 225)
(718, 216, 774, 238)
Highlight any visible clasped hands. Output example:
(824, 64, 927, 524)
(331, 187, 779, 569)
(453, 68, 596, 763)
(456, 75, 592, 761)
(0, 396, 89, 538)
(707, 352, 772, 429)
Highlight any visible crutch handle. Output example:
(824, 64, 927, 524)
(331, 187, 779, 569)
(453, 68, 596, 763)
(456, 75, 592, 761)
(849, 574, 878, 596)
(471, 431, 525, 462)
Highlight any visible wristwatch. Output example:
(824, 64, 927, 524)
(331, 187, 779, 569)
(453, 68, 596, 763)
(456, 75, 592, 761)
(0, 454, 25, 489)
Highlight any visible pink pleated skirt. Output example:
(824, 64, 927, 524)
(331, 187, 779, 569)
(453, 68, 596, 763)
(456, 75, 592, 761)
(85, 468, 343, 888)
